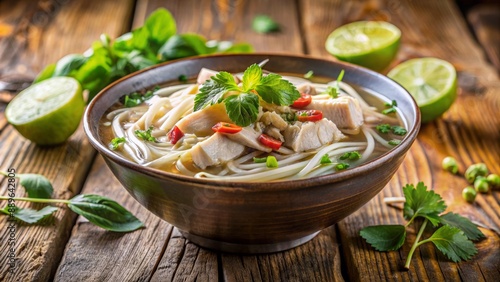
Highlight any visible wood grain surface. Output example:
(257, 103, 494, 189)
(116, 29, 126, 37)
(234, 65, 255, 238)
(0, 0, 498, 281)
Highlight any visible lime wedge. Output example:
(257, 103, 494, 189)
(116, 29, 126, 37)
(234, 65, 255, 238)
(6, 77, 85, 145)
(387, 57, 457, 123)
(325, 21, 401, 72)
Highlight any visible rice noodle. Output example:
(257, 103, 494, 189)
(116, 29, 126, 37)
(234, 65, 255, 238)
(104, 73, 406, 182)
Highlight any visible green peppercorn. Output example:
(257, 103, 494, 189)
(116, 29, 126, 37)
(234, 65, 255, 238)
(474, 177, 489, 193)
(462, 187, 477, 202)
(464, 163, 488, 183)
(442, 156, 458, 174)
(486, 174, 500, 189)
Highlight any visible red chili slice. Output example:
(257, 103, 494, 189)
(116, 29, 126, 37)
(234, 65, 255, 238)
(258, 134, 282, 150)
(168, 126, 184, 144)
(297, 110, 323, 122)
(292, 92, 312, 108)
(212, 122, 243, 134)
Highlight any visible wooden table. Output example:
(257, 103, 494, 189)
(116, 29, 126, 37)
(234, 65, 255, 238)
(1, 0, 499, 281)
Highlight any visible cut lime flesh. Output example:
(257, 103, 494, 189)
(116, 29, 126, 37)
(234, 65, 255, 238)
(326, 21, 401, 72)
(6, 77, 84, 145)
(388, 58, 457, 123)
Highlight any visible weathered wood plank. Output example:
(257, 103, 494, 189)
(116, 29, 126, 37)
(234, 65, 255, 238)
(54, 156, 173, 282)
(301, 0, 500, 281)
(467, 4, 500, 73)
(0, 0, 135, 281)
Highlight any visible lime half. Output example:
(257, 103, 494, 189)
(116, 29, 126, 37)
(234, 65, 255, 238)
(326, 21, 401, 72)
(6, 77, 85, 145)
(387, 57, 457, 123)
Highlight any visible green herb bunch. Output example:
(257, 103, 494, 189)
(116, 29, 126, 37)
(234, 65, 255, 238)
(360, 182, 484, 269)
(0, 171, 142, 232)
(194, 64, 300, 126)
(34, 8, 253, 101)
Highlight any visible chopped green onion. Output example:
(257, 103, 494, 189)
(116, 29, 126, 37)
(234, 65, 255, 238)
(253, 157, 267, 163)
(320, 154, 332, 164)
(266, 156, 278, 168)
(339, 151, 361, 161)
(388, 139, 401, 146)
(304, 70, 314, 79)
(335, 163, 350, 171)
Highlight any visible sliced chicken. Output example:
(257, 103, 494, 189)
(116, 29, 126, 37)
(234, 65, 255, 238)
(196, 68, 239, 84)
(260, 111, 288, 130)
(225, 127, 272, 152)
(175, 103, 232, 137)
(297, 83, 317, 95)
(190, 133, 245, 169)
(264, 126, 284, 142)
(305, 96, 364, 131)
(283, 119, 344, 152)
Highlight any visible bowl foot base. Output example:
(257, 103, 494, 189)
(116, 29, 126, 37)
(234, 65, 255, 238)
(179, 230, 320, 254)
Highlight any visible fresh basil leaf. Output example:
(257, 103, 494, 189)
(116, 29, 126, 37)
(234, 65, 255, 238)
(252, 15, 280, 34)
(439, 212, 485, 241)
(403, 182, 446, 226)
(242, 64, 262, 92)
(255, 73, 300, 105)
(33, 63, 56, 83)
(223, 93, 260, 127)
(75, 53, 111, 101)
(112, 32, 135, 56)
(1, 205, 58, 224)
(194, 71, 240, 111)
(126, 50, 156, 70)
(144, 8, 176, 51)
(68, 194, 144, 232)
(360, 225, 406, 251)
(428, 226, 477, 262)
(158, 34, 206, 61)
(18, 173, 53, 199)
(53, 54, 88, 77)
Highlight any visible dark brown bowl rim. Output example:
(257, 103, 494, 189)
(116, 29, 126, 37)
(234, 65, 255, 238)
(83, 53, 421, 191)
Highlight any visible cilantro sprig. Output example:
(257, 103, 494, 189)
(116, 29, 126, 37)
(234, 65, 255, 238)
(360, 182, 484, 269)
(194, 64, 300, 127)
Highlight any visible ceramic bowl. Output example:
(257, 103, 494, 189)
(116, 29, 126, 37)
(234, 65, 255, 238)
(84, 54, 420, 253)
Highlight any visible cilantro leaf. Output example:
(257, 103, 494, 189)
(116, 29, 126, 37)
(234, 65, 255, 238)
(223, 93, 260, 127)
(194, 71, 239, 111)
(360, 225, 406, 251)
(439, 212, 485, 241)
(255, 73, 300, 106)
(391, 126, 407, 136)
(110, 137, 126, 150)
(242, 64, 262, 91)
(428, 226, 477, 262)
(376, 124, 391, 134)
(403, 182, 446, 226)
(134, 126, 156, 142)
(1, 206, 58, 224)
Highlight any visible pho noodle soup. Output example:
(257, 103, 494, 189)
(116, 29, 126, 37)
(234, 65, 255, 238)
(99, 65, 407, 182)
